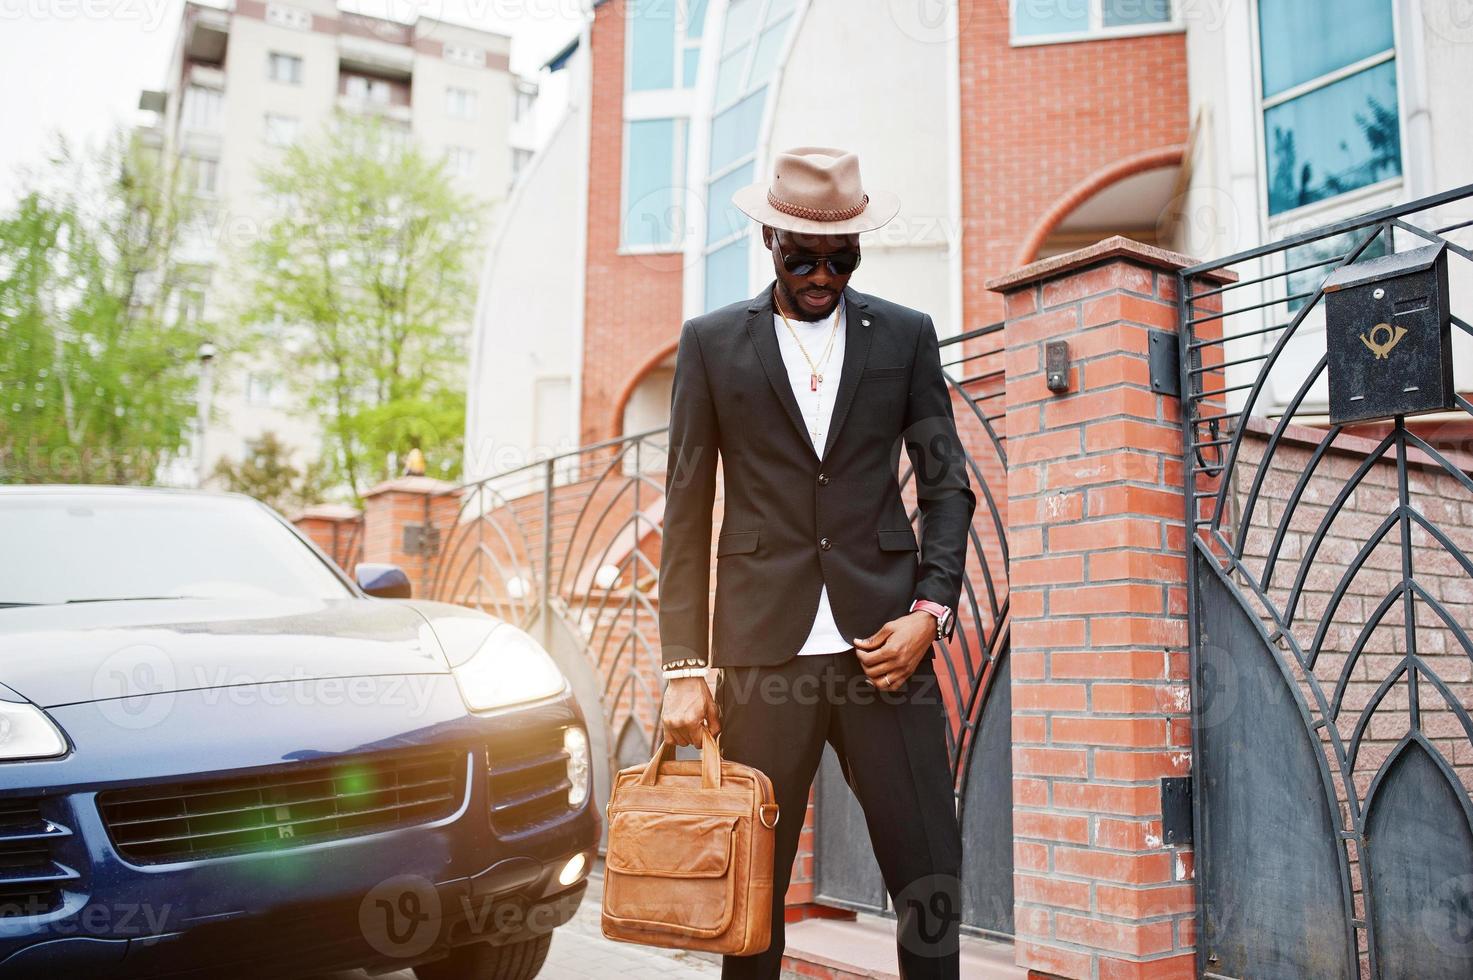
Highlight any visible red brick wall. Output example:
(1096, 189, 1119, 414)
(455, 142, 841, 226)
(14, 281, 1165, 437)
(994, 241, 1225, 979)
(580, 1, 688, 447)
(958, 4, 1189, 330)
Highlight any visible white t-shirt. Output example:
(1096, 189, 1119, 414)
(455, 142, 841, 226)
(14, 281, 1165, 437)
(771, 295, 853, 656)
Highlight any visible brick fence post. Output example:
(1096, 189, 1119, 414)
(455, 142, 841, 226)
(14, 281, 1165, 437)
(987, 237, 1232, 979)
(292, 503, 363, 573)
(360, 476, 462, 600)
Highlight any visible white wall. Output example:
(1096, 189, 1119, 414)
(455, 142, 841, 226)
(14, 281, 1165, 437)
(462, 98, 584, 484)
(758, 0, 957, 334)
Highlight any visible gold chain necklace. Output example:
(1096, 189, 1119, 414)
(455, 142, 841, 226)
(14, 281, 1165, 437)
(777, 300, 842, 392)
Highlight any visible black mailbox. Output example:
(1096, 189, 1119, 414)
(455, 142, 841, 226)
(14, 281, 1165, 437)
(1323, 242, 1453, 425)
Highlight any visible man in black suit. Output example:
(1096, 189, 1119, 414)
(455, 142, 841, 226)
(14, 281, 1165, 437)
(657, 147, 974, 980)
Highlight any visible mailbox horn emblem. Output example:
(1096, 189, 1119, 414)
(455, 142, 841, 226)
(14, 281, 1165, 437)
(1359, 322, 1408, 360)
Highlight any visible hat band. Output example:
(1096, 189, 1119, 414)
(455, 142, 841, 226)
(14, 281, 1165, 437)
(767, 189, 869, 223)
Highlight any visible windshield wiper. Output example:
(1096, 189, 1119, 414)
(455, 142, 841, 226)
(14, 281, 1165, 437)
(0, 602, 41, 608)
(64, 596, 194, 604)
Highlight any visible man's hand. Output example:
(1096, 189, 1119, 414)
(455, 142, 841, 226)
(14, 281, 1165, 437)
(852, 611, 936, 690)
(660, 675, 721, 747)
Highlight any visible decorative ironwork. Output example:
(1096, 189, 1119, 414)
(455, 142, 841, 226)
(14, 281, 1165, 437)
(1179, 184, 1473, 978)
(427, 320, 1013, 937)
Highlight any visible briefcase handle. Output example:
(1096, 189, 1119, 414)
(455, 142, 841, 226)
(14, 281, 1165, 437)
(640, 726, 722, 790)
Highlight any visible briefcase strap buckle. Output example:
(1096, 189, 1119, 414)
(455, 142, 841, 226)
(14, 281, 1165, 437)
(759, 803, 780, 829)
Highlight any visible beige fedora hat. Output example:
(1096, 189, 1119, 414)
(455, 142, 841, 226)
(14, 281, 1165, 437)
(731, 146, 900, 236)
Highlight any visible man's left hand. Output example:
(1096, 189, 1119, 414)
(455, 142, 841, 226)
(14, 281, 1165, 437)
(852, 611, 936, 691)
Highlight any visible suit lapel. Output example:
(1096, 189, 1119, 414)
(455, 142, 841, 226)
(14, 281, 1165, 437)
(820, 286, 873, 463)
(743, 282, 874, 464)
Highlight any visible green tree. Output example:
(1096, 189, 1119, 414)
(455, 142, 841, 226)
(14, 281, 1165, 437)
(210, 430, 330, 514)
(239, 116, 484, 500)
(0, 134, 212, 484)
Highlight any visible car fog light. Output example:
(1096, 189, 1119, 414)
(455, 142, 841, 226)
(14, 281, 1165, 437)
(563, 726, 590, 808)
(558, 852, 587, 887)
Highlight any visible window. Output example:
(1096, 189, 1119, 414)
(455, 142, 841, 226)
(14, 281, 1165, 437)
(622, 118, 687, 249)
(446, 86, 477, 119)
(512, 80, 537, 122)
(175, 289, 207, 327)
(447, 147, 476, 179)
(182, 85, 223, 132)
(263, 113, 299, 147)
(268, 52, 303, 85)
(512, 147, 534, 180)
(445, 43, 484, 68)
(265, 3, 310, 30)
(1258, 0, 1400, 216)
(245, 373, 284, 407)
(697, 0, 798, 312)
(345, 74, 391, 105)
(1012, 0, 1174, 42)
(627, 0, 711, 92)
(184, 156, 218, 195)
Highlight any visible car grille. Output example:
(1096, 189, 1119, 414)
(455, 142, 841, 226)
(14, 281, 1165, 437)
(99, 750, 465, 864)
(487, 728, 573, 836)
(0, 798, 77, 918)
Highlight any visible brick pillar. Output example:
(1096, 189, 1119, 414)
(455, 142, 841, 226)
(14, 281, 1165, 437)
(292, 503, 363, 573)
(360, 476, 462, 600)
(988, 238, 1231, 979)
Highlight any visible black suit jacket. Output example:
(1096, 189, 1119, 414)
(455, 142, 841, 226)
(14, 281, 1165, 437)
(657, 281, 976, 669)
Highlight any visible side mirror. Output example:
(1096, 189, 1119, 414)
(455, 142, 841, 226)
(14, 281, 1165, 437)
(355, 563, 411, 599)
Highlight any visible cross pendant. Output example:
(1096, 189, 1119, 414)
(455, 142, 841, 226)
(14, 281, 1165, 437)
(810, 373, 822, 392)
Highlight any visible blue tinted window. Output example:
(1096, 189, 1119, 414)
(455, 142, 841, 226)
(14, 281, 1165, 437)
(709, 87, 766, 172)
(1284, 227, 1390, 313)
(683, 47, 701, 87)
(749, 17, 791, 84)
(705, 238, 749, 311)
(1013, 0, 1089, 37)
(624, 119, 680, 247)
(1258, 0, 1394, 98)
(1103, 0, 1170, 27)
(629, 1, 676, 90)
(706, 162, 754, 245)
(723, 0, 760, 53)
(1264, 59, 1401, 216)
(687, 0, 709, 38)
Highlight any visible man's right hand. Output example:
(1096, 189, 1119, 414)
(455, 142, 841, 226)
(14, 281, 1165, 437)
(660, 675, 721, 747)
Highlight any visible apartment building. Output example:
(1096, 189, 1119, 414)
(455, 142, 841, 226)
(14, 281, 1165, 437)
(141, 0, 523, 484)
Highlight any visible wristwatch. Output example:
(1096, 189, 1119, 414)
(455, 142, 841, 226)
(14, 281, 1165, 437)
(909, 598, 955, 641)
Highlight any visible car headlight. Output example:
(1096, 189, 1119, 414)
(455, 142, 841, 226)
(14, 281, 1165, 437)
(564, 726, 590, 808)
(453, 623, 568, 712)
(0, 702, 68, 761)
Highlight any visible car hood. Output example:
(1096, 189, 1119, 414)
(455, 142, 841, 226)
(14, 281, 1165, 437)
(0, 597, 450, 708)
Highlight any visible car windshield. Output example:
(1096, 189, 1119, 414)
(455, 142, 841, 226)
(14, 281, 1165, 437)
(0, 493, 353, 606)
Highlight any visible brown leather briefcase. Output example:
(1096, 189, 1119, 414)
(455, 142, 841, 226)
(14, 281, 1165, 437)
(600, 727, 779, 956)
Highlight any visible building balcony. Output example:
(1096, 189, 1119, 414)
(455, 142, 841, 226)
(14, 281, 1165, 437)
(183, 4, 229, 65)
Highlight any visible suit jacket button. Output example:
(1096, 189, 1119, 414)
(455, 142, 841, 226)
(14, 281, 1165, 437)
(817, 473, 830, 485)
(819, 537, 831, 550)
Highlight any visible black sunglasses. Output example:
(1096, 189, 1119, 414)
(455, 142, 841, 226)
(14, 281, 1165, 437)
(773, 237, 861, 278)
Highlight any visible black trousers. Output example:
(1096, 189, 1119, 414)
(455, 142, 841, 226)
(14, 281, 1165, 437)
(714, 648, 963, 980)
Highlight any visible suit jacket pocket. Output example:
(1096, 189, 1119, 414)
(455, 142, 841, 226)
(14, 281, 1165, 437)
(876, 528, 919, 551)
(861, 365, 908, 381)
(717, 529, 760, 556)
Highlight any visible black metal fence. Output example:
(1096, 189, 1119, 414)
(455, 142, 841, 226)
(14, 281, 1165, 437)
(427, 320, 1014, 936)
(1178, 185, 1473, 978)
